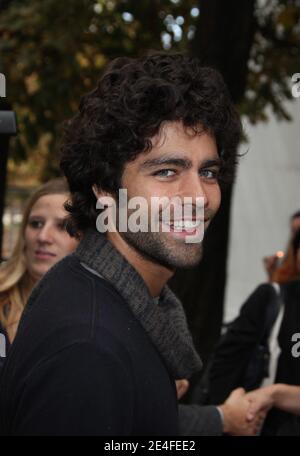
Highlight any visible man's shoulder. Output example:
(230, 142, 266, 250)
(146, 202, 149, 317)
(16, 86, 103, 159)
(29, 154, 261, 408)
(25, 253, 123, 317)
(12, 254, 133, 362)
(28, 253, 110, 298)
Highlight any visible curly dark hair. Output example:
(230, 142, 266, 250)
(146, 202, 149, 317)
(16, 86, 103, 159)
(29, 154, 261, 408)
(60, 52, 242, 237)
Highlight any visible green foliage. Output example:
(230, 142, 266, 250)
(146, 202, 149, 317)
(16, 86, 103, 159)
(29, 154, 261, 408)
(0, 0, 299, 177)
(240, 0, 300, 123)
(0, 0, 198, 177)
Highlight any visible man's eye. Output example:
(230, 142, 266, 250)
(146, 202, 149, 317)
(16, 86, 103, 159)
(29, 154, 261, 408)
(200, 169, 219, 180)
(28, 220, 44, 229)
(153, 169, 176, 178)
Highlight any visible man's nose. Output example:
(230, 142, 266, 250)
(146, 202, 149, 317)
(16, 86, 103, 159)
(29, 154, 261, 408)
(37, 224, 54, 243)
(179, 172, 208, 207)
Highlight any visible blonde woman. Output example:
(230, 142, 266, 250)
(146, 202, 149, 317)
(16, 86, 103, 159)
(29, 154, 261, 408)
(0, 178, 78, 349)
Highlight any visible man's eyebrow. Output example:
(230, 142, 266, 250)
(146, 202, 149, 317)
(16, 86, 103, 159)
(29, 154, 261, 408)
(201, 158, 223, 168)
(140, 156, 193, 170)
(140, 155, 222, 170)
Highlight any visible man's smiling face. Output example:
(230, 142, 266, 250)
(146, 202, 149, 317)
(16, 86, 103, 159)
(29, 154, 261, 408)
(112, 121, 221, 270)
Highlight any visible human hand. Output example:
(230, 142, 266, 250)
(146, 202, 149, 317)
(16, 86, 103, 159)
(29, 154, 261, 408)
(246, 386, 274, 421)
(219, 387, 266, 436)
(175, 379, 189, 400)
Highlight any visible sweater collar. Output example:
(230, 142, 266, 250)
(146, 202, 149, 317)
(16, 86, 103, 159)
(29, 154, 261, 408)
(75, 229, 202, 379)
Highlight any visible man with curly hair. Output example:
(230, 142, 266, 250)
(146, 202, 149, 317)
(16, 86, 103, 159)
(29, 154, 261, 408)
(0, 53, 258, 436)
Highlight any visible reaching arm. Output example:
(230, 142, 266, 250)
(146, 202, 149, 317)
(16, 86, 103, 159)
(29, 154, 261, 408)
(179, 388, 266, 436)
(247, 384, 300, 418)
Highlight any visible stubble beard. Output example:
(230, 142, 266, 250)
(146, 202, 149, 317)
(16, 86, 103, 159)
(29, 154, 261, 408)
(119, 229, 204, 270)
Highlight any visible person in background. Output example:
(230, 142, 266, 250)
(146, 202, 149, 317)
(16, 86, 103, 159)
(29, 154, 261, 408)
(0, 178, 78, 357)
(263, 211, 300, 282)
(208, 228, 300, 435)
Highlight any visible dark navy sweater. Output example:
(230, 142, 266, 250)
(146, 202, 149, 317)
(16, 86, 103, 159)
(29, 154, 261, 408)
(0, 254, 178, 435)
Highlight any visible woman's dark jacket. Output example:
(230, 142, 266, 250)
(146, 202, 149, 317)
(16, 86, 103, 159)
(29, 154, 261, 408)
(209, 280, 300, 435)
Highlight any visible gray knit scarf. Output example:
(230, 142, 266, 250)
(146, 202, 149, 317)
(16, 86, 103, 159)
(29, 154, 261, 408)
(74, 229, 202, 379)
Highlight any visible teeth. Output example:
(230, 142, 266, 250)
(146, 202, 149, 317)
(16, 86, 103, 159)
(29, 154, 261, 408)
(172, 220, 199, 230)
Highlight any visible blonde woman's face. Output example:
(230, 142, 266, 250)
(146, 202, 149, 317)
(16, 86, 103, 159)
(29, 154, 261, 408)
(24, 194, 79, 281)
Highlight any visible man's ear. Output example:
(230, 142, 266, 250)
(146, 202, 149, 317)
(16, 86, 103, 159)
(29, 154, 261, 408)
(92, 185, 115, 208)
(92, 184, 101, 199)
(92, 185, 110, 200)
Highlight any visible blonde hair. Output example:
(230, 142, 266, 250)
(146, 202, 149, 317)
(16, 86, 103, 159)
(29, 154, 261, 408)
(0, 178, 70, 335)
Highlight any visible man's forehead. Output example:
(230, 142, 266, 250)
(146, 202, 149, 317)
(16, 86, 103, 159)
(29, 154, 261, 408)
(124, 121, 219, 170)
